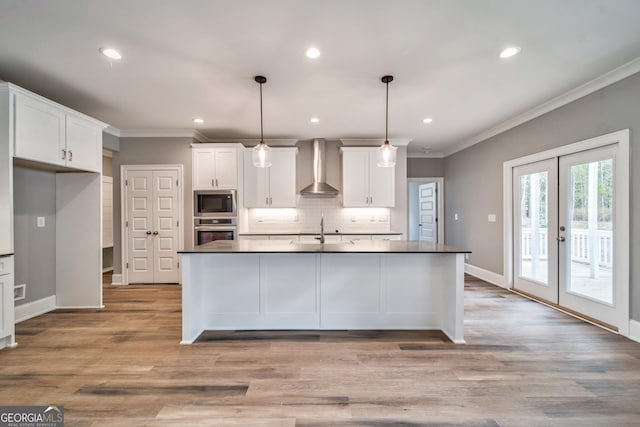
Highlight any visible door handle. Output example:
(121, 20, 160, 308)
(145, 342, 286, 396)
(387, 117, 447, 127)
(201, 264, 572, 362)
(557, 236, 565, 242)
(146, 231, 152, 235)
(153, 231, 159, 235)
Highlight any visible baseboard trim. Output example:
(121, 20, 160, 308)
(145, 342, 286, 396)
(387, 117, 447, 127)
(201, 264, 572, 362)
(629, 320, 640, 343)
(464, 264, 506, 288)
(111, 274, 124, 285)
(15, 295, 56, 323)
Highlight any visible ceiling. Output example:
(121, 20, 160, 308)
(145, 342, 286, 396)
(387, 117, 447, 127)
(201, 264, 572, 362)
(1, 0, 640, 156)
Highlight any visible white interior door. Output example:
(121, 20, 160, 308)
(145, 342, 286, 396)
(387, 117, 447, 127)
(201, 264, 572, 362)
(126, 170, 154, 283)
(558, 145, 624, 329)
(125, 166, 182, 284)
(418, 182, 438, 243)
(152, 170, 180, 283)
(513, 159, 558, 302)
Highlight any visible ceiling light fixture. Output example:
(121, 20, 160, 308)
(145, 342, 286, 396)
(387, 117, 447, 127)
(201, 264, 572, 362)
(193, 118, 204, 124)
(99, 47, 122, 60)
(252, 75, 272, 168)
(499, 46, 520, 59)
(310, 117, 320, 123)
(423, 117, 433, 124)
(377, 75, 397, 168)
(306, 47, 320, 59)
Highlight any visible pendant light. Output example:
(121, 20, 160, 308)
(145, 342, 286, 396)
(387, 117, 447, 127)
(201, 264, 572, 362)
(376, 75, 397, 167)
(252, 75, 272, 168)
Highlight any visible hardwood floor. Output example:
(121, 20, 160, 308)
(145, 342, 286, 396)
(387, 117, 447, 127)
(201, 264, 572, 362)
(1, 275, 639, 426)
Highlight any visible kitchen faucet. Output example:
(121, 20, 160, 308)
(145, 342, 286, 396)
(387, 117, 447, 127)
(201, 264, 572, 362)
(320, 214, 325, 244)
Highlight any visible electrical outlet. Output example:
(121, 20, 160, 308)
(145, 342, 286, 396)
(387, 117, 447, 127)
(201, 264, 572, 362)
(454, 213, 459, 221)
(37, 216, 45, 227)
(14, 284, 26, 301)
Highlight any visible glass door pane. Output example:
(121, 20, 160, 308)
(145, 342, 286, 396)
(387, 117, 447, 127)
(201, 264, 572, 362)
(513, 159, 558, 303)
(565, 159, 613, 304)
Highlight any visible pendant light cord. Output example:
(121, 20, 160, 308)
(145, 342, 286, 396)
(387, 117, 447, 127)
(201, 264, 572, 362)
(259, 81, 264, 143)
(385, 79, 389, 143)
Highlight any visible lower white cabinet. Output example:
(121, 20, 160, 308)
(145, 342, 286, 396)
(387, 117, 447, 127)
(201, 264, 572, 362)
(0, 255, 15, 349)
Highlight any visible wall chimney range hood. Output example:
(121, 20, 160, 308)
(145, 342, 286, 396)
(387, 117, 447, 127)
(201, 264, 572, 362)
(300, 139, 339, 197)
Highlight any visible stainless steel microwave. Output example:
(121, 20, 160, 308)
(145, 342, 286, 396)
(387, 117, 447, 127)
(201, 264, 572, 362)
(194, 190, 237, 217)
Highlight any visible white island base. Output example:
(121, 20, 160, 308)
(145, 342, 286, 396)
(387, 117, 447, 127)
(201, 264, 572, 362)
(181, 246, 466, 344)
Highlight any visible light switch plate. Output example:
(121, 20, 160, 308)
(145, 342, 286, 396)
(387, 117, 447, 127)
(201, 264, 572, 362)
(488, 214, 497, 222)
(37, 216, 45, 227)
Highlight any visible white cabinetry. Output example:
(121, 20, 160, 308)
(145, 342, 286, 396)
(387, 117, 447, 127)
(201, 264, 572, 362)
(0, 255, 15, 349)
(341, 147, 394, 207)
(243, 148, 297, 208)
(192, 147, 238, 190)
(14, 91, 104, 172)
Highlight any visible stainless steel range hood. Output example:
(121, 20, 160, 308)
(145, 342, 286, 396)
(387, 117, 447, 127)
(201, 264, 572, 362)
(300, 139, 339, 197)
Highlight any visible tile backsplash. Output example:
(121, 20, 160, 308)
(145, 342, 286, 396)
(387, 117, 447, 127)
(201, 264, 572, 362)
(244, 197, 391, 233)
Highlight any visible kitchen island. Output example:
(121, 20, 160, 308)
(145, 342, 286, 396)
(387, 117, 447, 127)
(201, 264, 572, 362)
(179, 240, 470, 344)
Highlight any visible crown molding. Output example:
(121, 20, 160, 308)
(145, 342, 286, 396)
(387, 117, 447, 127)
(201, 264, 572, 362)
(115, 128, 208, 141)
(407, 152, 445, 159)
(340, 138, 412, 147)
(444, 55, 640, 157)
(207, 138, 299, 146)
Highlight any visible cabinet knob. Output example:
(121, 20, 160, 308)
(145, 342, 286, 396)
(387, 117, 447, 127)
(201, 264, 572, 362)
(146, 231, 152, 235)
(153, 231, 159, 235)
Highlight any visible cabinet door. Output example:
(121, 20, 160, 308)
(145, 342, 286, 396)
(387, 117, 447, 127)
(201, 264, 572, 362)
(14, 93, 66, 167)
(66, 114, 102, 172)
(192, 149, 216, 189)
(0, 257, 15, 346)
(243, 151, 269, 207)
(268, 150, 297, 208)
(214, 149, 238, 189)
(342, 151, 369, 207)
(369, 153, 395, 207)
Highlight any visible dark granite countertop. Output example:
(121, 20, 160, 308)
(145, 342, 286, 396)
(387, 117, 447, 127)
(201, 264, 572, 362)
(0, 252, 14, 257)
(180, 240, 470, 254)
(238, 231, 403, 236)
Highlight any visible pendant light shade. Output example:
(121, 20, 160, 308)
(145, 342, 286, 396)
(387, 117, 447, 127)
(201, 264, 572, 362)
(252, 75, 272, 168)
(376, 75, 397, 168)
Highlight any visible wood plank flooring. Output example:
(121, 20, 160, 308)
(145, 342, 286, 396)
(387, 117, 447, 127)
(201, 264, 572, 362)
(0, 274, 638, 426)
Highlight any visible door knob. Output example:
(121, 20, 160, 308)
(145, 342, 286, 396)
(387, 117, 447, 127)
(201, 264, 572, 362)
(146, 231, 152, 235)
(557, 236, 565, 242)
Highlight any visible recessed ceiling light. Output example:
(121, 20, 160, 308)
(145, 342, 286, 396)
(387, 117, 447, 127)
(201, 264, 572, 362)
(499, 46, 520, 59)
(423, 117, 433, 124)
(193, 118, 204, 124)
(99, 47, 122, 60)
(310, 117, 320, 123)
(306, 47, 320, 59)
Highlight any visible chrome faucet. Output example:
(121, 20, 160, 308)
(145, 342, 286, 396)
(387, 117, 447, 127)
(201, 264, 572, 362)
(320, 214, 325, 244)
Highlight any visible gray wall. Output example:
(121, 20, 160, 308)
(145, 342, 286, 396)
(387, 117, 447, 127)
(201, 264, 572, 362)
(408, 158, 444, 177)
(112, 137, 193, 275)
(443, 71, 640, 321)
(13, 166, 56, 305)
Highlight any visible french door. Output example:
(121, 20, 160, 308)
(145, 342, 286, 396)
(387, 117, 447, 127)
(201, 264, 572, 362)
(123, 166, 182, 284)
(514, 144, 626, 330)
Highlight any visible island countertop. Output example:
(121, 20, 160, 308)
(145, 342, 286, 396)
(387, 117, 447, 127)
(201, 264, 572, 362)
(179, 239, 470, 254)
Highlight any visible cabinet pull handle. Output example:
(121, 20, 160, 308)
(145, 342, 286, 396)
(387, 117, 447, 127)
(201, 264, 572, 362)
(216, 178, 219, 187)
(266, 197, 269, 205)
(212, 179, 215, 187)
(61, 149, 66, 160)
(68, 150, 73, 161)
(269, 197, 272, 205)
(369, 196, 372, 205)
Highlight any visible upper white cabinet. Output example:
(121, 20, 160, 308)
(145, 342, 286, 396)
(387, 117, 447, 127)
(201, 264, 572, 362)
(192, 146, 238, 190)
(243, 148, 297, 208)
(341, 147, 395, 207)
(13, 90, 105, 173)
